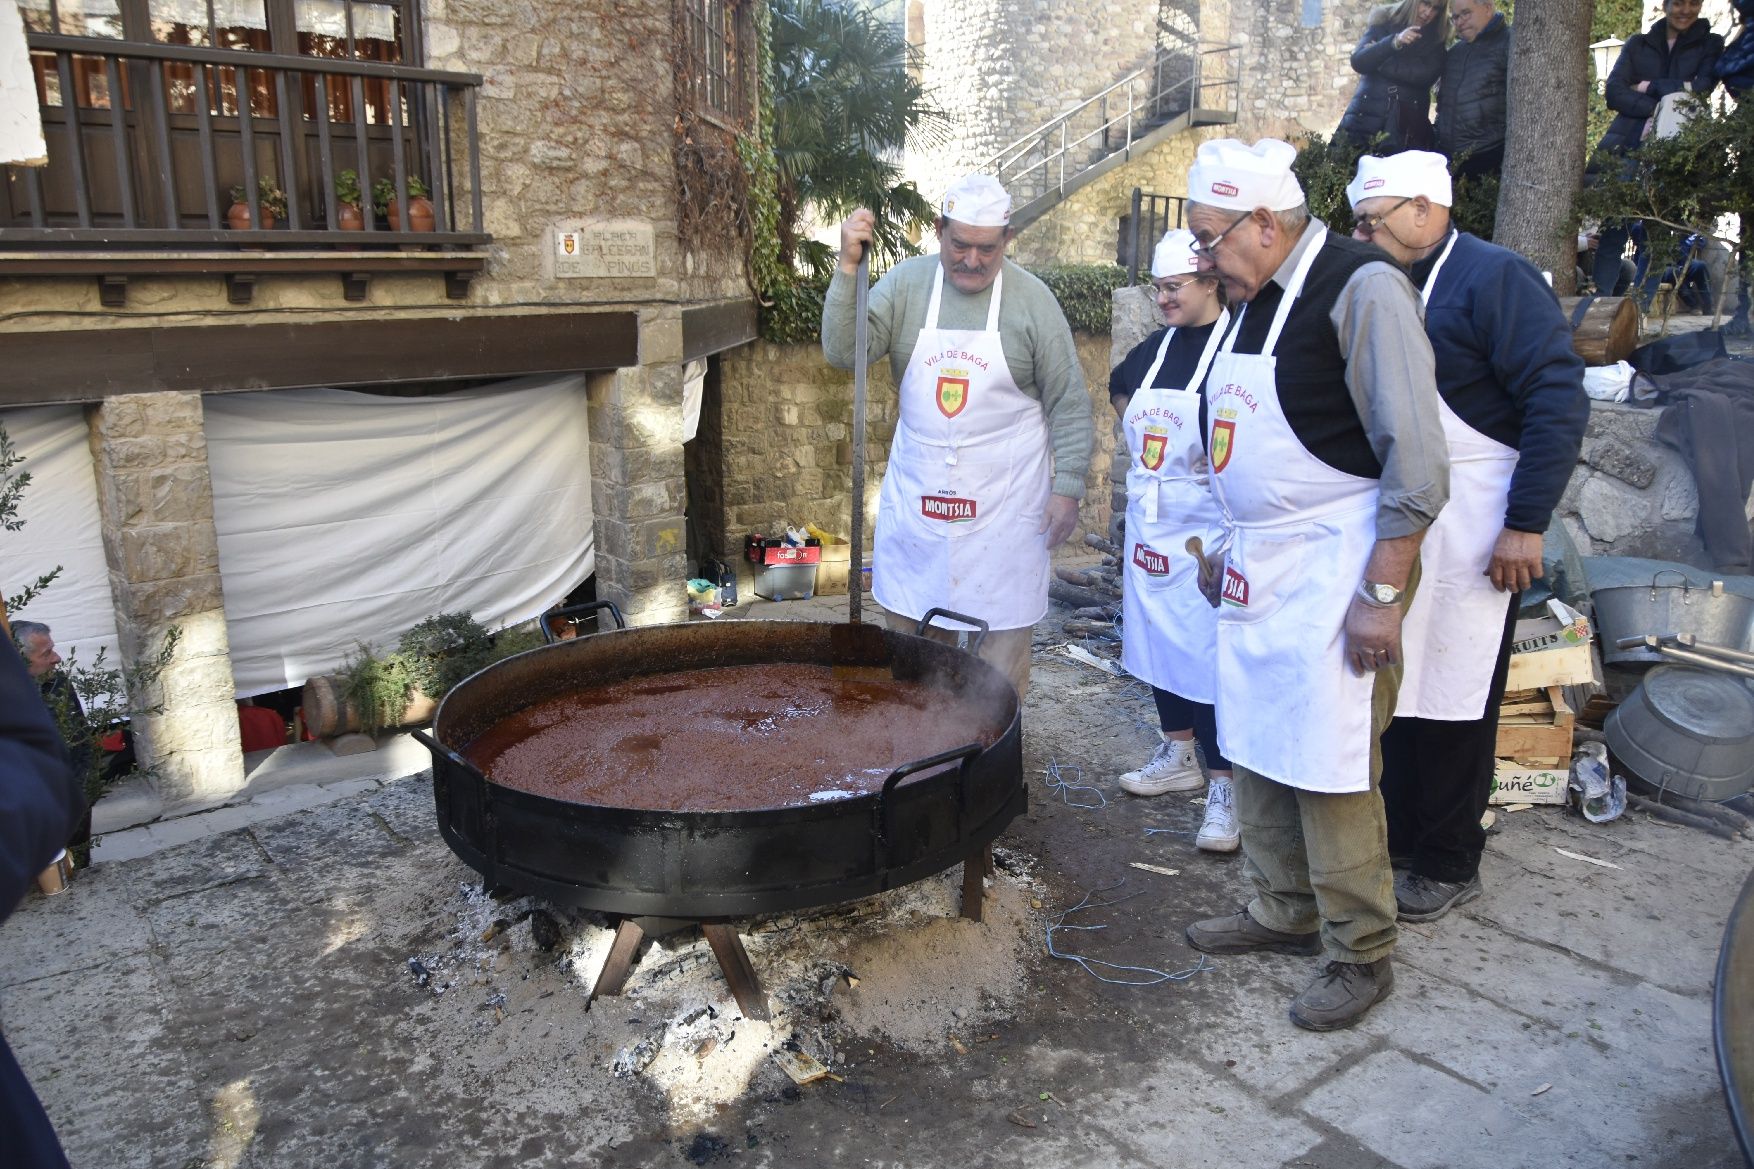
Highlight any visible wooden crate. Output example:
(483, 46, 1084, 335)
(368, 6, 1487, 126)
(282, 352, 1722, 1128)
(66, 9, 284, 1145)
(1495, 685, 1575, 766)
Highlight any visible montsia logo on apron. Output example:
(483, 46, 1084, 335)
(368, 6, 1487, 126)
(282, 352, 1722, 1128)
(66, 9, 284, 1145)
(1132, 542, 1171, 575)
(920, 494, 977, 522)
(1210, 418, 1236, 472)
(1140, 426, 1168, 471)
(935, 375, 970, 418)
(1221, 565, 1250, 607)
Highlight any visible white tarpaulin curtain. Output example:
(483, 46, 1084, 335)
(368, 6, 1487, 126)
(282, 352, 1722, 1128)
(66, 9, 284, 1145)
(204, 377, 594, 696)
(0, 405, 124, 673)
(1, 0, 48, 165)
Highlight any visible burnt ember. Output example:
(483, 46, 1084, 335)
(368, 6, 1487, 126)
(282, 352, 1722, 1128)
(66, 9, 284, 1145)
(463, 663, 1002, 811)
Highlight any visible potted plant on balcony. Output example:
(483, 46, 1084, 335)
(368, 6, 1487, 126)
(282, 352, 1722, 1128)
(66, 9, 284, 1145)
(373, 175, 434, 232)
(333, 168, 365, 231)
(226, 177, 287, 230)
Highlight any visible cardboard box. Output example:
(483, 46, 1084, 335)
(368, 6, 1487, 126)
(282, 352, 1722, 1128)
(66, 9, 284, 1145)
(1505, 599, 1597, 691)
(814, 537, 851, 596)
(1490, 760, 1569, 806)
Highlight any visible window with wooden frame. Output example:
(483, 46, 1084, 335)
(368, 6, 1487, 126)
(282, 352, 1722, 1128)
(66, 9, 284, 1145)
(19, 0, 414, 123)
(679, 0, 753, 130)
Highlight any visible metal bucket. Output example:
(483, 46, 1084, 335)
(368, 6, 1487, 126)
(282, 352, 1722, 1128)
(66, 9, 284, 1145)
(1593, 570, 1754, 665)
(1604, 665, 1754, 801)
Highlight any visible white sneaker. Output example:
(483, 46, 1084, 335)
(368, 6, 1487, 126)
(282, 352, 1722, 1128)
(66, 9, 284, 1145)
(1118, 738, 1204, 796)
(1196, 777, 1240, 852)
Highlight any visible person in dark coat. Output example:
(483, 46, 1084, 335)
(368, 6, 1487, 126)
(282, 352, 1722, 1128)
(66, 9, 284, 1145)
(0, 629, 84, 1169)
(1433, 0, 1511, 177)
(1591, 0, 1724, 297)
(1338, 0, 1449, 153)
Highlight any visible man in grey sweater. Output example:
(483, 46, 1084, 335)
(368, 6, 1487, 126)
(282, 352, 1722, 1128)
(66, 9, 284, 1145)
(822, 175, 1093, 697)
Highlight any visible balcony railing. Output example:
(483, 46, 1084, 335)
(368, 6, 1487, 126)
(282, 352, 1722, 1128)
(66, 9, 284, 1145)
(2, 35, 488, 249)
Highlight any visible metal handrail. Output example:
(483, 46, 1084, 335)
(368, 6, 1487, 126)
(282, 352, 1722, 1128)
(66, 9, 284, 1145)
(942, 42, 1238, 213)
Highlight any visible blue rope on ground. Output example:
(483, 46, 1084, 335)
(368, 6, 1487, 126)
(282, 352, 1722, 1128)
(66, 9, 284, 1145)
(1045, 881, 1209, 987)
(1043, 759, 1107, 809)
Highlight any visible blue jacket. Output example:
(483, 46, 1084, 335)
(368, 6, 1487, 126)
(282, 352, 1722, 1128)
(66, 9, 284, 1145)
(1410, 232, 1590, 533)
(1, 633, 81, 1168)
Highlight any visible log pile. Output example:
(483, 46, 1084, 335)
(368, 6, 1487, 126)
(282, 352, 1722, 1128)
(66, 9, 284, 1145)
(1557, 295, 1640, 366)
(1050, 533, 1124, 640)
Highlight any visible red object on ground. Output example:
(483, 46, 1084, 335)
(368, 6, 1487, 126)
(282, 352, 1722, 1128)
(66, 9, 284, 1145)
(237, 703, 288, 752)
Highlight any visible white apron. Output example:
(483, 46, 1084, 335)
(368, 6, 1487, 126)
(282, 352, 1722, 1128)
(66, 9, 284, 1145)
(1205, 224, 1382, 794)
(1120, 311, 1230, 702)
(1395, 232, 1521, 720)
(874, 267, 1052, 630)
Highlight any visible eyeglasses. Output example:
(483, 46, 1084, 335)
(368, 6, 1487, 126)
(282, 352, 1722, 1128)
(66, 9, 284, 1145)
(1189, 210, 1256, 259)
(1352, 196, 1413, 237)
(1153, 277, 1205, 296)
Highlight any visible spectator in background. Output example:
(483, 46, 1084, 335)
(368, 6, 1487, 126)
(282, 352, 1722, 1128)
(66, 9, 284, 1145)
(1434, 0, 1511, 178)
(1, 629, 83, 1168)
(1577, 225, 1638, 297)
(1591, 0, 1724, 299)
(11, 621, 93, 857)
(1338, 0, 1449, 154)
(1659, 233, 1714, 314)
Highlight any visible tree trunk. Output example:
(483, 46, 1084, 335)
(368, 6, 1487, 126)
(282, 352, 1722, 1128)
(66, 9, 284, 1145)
(1493, 0, 1596, 294)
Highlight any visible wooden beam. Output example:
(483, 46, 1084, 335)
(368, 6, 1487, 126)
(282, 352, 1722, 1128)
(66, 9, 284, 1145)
(0, 311, 641, 405)
(681, 297, 758, 363)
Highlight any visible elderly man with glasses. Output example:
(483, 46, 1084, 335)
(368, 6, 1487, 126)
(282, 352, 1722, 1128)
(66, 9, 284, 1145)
(1178, 138, 1448, 1031)
(1347, 151, 1587, 925)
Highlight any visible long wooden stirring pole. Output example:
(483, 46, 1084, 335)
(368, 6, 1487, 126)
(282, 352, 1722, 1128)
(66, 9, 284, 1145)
(849, 251, 870, 626)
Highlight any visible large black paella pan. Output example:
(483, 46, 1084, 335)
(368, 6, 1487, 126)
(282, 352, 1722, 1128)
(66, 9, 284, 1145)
(418, 606, 1025, 922)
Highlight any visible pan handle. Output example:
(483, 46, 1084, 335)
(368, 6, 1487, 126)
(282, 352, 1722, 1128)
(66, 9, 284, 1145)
(1650, 568, 1691, 599)
(410, 728, 483, 778)
(874, 741, 984, 850)
(916, 608, 991, 654)
(540, 600, 627, 644)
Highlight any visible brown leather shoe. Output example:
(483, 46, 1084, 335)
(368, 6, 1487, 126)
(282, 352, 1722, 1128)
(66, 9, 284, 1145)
(1289, 957, 1394, 1031)
(1185, 909, 1322, 956)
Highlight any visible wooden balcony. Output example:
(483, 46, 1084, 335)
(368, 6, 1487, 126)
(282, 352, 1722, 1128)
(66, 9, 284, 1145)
(2, 35, 490, 302)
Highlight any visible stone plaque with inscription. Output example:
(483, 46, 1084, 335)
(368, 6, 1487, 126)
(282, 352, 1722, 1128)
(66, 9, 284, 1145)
(553, 219, 656, 279)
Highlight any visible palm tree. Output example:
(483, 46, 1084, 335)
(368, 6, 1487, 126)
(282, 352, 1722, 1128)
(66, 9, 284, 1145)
(769, 0, 946, 274)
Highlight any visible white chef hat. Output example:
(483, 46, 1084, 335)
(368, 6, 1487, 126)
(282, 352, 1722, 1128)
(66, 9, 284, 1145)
(1346, 150, 1453, 209)
(1151, 228, 1200, 278)
(940, 174, 1012, 227)
(1186, 138, 1305, 212)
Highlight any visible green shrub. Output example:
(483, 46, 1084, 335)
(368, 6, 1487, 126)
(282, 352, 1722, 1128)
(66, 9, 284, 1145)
(397, 612, 496, 702)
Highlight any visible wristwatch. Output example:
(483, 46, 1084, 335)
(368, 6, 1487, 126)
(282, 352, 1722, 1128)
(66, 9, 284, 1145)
(1357, 580, 1403, 607)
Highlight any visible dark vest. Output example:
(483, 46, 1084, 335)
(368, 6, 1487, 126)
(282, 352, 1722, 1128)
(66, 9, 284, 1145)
(1224, 231, 1395, 480)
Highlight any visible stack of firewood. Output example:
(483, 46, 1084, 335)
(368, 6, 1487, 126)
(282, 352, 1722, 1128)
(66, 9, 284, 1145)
(1053, 534, 1124, 639)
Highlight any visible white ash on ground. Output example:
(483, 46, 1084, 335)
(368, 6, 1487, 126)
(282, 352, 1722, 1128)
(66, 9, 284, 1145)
(404, 855, 1044, 1119)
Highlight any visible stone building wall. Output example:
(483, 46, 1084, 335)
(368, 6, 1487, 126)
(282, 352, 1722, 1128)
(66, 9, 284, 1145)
(717, 330, 1120, 559)
(1228, 0, 1369, 143)
(86, 392, 244, 810)
(1010, 125, 1226, 269)
(0, 0, 748, 328)
(904, 0, 1161, 204)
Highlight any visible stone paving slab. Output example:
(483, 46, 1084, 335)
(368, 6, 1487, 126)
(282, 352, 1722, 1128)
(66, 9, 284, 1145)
(3, 748, 1749, 1168)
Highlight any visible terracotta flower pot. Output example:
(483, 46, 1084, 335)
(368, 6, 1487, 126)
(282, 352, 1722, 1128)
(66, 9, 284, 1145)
(227, 201, 276, 230)
(387, 195, 436, 232)
(336, 201, 364, 231)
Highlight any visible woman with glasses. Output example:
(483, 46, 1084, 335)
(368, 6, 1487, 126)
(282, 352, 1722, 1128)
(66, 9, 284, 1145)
(1109, 229, 1238, 852)
(1337, 0, 1449, 153)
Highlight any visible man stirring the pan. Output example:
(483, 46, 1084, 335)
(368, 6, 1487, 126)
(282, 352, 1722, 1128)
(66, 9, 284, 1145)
(823, 176, 1093, 698)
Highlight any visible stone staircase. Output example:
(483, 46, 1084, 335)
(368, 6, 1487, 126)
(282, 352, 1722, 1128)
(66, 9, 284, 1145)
(956, 42, 1240, 234)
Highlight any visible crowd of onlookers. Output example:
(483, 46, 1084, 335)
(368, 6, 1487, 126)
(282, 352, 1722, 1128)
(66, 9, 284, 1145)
(1337, 0, 1754, 309)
